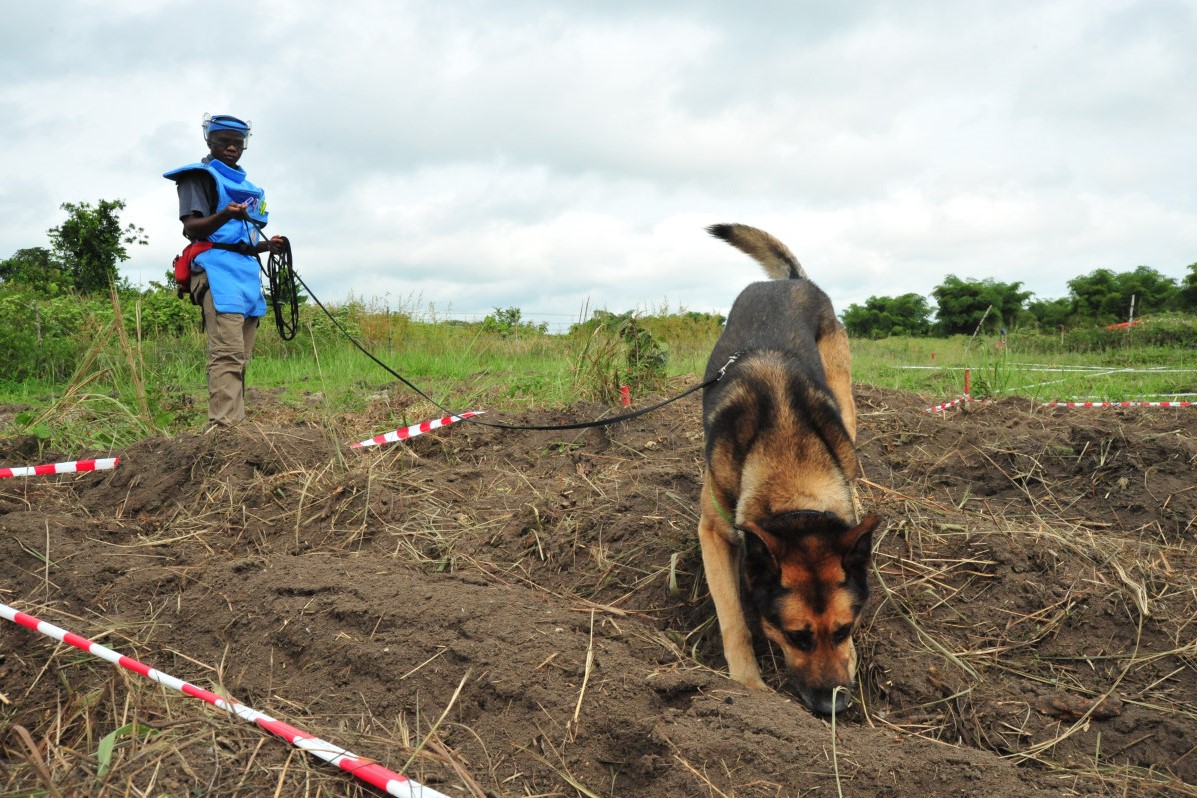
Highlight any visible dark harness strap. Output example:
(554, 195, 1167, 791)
(208, 241, 259, 256)
(187, 241, 259, 309)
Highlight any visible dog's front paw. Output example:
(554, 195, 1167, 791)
(729, 670, 769, 691)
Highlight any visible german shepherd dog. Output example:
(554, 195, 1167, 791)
(698, 223, 880, 715)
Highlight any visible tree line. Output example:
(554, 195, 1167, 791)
(841, 264, 1197, 338)
(3, 199, 1196, 344)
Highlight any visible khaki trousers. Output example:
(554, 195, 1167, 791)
(193, 271, 260, 428)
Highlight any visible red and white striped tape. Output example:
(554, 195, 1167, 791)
(0, 602, 451, 798)
(352, 412, 483, 449)
(1044, 400, 1195, 408)
(0, 457, 119, 479)
(925, 396, 984, 413)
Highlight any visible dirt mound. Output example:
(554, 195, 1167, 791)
(2, 385, 1195, 796)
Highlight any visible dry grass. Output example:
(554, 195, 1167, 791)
(4, 388, 1196, 796)
(853, 430, 1197, 796)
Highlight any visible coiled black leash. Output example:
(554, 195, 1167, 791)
(245, 221, 298, 341)
(263, 236, 299, 341)
(285, 264, 740, 432)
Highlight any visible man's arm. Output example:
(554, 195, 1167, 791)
(175, 171, 283, 252)
(181, 204, 250, 241)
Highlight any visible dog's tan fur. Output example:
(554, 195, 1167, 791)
(698, 223, 879, 714)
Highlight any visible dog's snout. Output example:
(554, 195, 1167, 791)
(795, 682, 853, 716)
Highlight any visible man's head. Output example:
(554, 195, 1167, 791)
(202, 114, 251, 168)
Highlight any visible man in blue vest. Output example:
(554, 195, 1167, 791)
(165, 114, 285, 431)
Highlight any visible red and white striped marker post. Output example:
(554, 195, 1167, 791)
(0, 457, 119, 479)
(925, 364, 980, 413)
(351, 412, 483, 449)
(0, 602, 452, 798)
(1043, 400, 1195, 408)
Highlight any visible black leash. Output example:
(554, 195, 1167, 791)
(282, 263, 740, 432)
(243, 222, 299, 341)
(263, 236, 299, 341)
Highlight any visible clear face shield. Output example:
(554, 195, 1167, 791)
(202, 112, 252, 150)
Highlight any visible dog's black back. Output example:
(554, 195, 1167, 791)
(703, 273, 851, 467)
(702, 223, 846, 417)
(704, 280, 842, 386)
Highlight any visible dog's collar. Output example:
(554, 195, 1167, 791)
(710, 490, 736, 526)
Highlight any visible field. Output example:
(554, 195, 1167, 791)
(3, 348, 1197, 796)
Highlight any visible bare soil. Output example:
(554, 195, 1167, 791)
(2, 383, 1195, 796)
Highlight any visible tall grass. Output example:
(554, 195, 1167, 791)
(4, 301, 1197, 454)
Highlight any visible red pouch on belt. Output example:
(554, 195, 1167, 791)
(172, 241, 214, 297)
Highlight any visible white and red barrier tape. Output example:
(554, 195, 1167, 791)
(0, 457, 119, 479)
(924, 396, 984, 413)
(927, 398, 1195, 412)
(1044, 400, 1195, 408)
(352, 412, 482, 449)
(0, 602, 451, 798)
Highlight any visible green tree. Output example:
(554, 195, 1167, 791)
(0, 247, 65, 295)
(930, 275, 1031, 335)
(841, 293, 932, 338)
(47, 199, 148, 294)
(482, 306, 548, 337)
(1178, 263, 1197, 311)
(1123, 265, 1179, 313)
(1026, 296, 1073, 329)
(1067, 266, 1178, 324)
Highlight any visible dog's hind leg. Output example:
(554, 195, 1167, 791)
(818, 324, 857, 442)
(816, 323, 865, 521)
(699, 480, 767, 690)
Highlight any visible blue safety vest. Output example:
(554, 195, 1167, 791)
(163, 158, 269, 316)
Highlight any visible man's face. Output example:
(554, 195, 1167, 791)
(207, 131, 246, 167)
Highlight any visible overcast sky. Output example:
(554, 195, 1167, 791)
(2, 1, 1195, 330)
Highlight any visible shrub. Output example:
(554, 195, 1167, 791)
(0, 289, 92, 381)
(570, 311, 668, 403)
(481, 307, 548, 338)
(1016, 315, 1197, 355)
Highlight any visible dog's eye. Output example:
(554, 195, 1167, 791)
(832, 625, 852, 645)
(787, 630, 815, 652)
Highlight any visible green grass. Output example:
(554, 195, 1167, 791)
(852, 330, 1197, 402)
(4, 307, 1197, 455)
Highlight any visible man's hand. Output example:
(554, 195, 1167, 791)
(257, 235, 287, 255)
(222, 202, 249, 220)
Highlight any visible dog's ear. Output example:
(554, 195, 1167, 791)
(739, 522, 782, 581)
(838, 514, 880, 571)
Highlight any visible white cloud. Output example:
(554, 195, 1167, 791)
(1, 0, 1194, 332)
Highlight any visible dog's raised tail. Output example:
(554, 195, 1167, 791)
(707, 223, 807, 281)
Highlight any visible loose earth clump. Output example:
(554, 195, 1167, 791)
(1, 384, 1195, 796)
